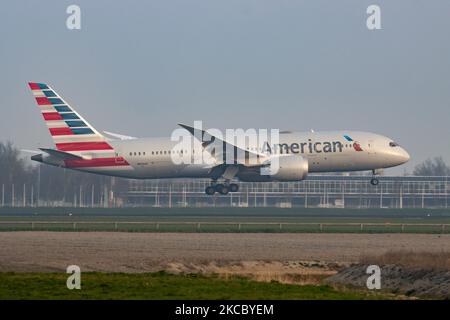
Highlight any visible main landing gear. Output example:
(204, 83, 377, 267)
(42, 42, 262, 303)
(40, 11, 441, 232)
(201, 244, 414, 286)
(205, 182, 239, 195)
(370, 169, 379, 186)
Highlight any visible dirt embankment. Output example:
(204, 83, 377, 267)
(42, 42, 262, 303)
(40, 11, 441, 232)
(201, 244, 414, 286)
(327, 251, 450, 299)
(165, 260, 341, 285)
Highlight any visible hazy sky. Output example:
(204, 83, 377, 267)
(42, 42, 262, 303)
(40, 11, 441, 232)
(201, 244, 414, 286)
(1, 0, 449, 174)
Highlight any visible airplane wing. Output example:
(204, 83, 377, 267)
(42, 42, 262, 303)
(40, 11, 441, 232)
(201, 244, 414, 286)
(178, 123, 265, 162)
(178, 123, 269, 173)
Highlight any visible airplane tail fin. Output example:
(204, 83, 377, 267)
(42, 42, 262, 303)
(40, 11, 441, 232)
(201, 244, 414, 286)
(28, 82, 113, 154)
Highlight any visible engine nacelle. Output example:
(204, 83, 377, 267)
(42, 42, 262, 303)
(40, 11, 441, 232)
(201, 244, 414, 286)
(238, 154, 309, 182)
(265, 154, 309, 181)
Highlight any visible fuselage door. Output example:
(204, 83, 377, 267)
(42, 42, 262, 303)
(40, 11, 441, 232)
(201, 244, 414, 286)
(115, 152, 126, 164)
(367, 140, 376, 154)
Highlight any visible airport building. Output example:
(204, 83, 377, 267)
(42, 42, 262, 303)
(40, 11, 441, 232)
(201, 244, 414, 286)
(2, 175, 449, 209)
(124, 175, 450, 209)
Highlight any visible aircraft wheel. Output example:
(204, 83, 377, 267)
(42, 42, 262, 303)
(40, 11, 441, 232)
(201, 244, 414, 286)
(205, 186, 216, 195)
(370, 178, 379, 186)
(219, 185, 230, 195)
(215, 184, 229, 195)
(229, 183, 239, 192)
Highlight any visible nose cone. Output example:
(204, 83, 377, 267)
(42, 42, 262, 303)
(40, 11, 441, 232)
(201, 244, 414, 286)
(396, 147, 410, 165)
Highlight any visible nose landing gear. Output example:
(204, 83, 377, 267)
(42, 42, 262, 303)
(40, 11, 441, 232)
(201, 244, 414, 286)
(370, 169, 380, 186)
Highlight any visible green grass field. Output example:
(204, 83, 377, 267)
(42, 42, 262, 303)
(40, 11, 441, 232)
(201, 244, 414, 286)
(1, 207, 449, 233)
(2, 206, 450, 217)
(0, 272, 398, 300)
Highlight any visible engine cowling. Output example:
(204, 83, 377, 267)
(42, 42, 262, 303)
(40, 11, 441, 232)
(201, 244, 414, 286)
(265, 154, 309, 181)
(237, 154, 309, 182)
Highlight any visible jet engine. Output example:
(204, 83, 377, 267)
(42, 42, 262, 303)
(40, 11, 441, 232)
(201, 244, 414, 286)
(238, 154, 309, 182)
(265, 154, 309, 181)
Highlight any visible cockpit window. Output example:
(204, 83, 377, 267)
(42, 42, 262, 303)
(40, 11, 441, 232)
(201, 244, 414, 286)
(389, 141, 399, 147)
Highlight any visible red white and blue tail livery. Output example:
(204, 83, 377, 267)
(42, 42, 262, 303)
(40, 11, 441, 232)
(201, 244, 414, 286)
(28, 82, 132, 173)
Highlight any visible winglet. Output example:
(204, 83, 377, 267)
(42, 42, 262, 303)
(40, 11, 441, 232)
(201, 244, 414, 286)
(178, 123, 198, 136)
(178, 123, 218, 149)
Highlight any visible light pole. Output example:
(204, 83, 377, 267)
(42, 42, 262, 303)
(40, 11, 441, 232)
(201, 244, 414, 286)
(37, 164, 41, 207)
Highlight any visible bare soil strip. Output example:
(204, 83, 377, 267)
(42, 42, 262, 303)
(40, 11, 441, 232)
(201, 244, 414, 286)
(0, 232, 449, 274)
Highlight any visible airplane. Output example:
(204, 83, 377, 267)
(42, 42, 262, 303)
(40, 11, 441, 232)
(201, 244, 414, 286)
(27, 82, 410, 195)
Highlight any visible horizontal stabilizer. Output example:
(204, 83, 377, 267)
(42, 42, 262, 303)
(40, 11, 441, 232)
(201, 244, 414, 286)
(39, 148, 83, 160)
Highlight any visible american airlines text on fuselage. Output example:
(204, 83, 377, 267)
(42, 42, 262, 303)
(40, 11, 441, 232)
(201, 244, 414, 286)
(262, 139, 350, 155)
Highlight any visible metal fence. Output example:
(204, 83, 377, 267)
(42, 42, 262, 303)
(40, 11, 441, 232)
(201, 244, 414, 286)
(125, 176, 450, 208)
(1, 221, 449, 233)
(2, 175, 450, 209)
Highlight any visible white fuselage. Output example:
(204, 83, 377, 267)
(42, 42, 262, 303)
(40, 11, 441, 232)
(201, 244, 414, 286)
(75, 130, 409, 180)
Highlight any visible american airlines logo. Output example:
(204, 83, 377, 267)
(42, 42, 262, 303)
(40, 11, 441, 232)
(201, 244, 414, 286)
(244, 136, 363, 155)
(265, 134, 364, 154)
(262, 140, 344, 155)
(344, 134, 364, 152)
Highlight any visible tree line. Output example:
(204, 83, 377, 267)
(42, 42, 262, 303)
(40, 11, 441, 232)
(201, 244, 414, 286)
(0, 141, 128, 206)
